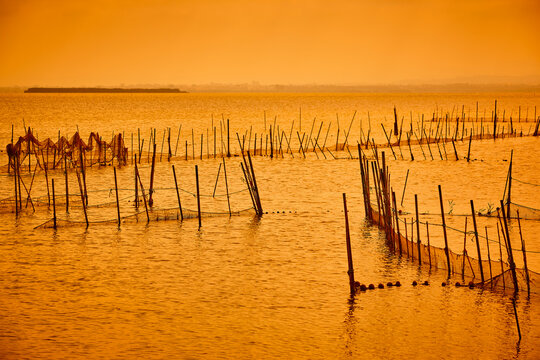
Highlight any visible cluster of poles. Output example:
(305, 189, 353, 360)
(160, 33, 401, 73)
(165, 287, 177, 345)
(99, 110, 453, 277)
(7, 102, 540, 179)
(345, 144, 532, 297)
(11, 133, 263, 229)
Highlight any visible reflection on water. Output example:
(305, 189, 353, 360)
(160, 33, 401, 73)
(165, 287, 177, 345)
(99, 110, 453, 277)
(0, 93, 539, 359)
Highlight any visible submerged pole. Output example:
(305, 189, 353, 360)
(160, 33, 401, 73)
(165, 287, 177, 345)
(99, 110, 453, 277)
(114, 167, 120, 227)
(343, 193, 355, 295)
(52, 179, 57, 229)
(470, 200, 484, 282)
(195, 165, 201, 229)
(172, 165, 183, 221)
(438, 185, 452, 278)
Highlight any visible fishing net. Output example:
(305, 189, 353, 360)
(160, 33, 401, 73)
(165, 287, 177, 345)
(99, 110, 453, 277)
(6, 129, 128, 173)
(369, 206, 538, 294)
(34, 205, 254, 229)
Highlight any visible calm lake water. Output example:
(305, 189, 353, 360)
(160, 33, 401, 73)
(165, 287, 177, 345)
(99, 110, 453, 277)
(0, 92, 539, 359)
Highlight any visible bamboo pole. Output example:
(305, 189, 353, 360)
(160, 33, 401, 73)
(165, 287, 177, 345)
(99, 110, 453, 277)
(195, 165, 201, 229)
(52, 179, 57, 229)
(507, 150, 513, 219)
(496, 222, 506, 289)
(222, 158, 231, 216)
(76, 170, 88, 227)
(134, 155, 139, 208)
(512, 298, 521, 340)
(485, 227, 493, 286)
(461, 217, 468, 279)
(212, 163, 222, 197)
(13, 156, 18, 216)
(415, 194, 421, 265)
(438, 185, 452, 278)
(343, 193, 355, 295)
(64, 155, 69, 213)
(400, 169, 409, 206)
(470, 200, 485, 282)
(114, 167, 120, 226)
(149, 143, 156, 206)
(136, 163, 150, 223)
(516, 211, 530, 296)
(227, 119, 231, 157)
(392, 191, 402, 254)
(172, 165, 183, 221)
(500, 201, 519, 292)
(247, 151, 263, 215)
(426, 221, 431, 268)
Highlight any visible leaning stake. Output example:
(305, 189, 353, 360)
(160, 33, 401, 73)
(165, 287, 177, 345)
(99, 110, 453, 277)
(343, 193, 355, 295)
(172, 165, 183, 221)
(438, 185, 452, 278)
(114, 167, 121, 226)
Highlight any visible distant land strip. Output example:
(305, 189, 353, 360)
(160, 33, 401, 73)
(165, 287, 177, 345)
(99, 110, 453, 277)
(24, 87, 186, 93)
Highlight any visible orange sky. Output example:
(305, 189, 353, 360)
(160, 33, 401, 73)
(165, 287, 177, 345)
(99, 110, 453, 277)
(0, 0, 539, 86)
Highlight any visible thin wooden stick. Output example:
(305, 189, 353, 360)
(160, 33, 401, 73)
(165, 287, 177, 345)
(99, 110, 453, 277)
(52, 179, 56, 229)
(222, 158, 231, 216)
(195, 165, 201, 229)
(343, 193, 355, 295)
(114, 167, 121, 226)
(438, 185, 452, 278)
(172, 165, 183, 221)
(516, 211, 530, 296)
(212, 163, 222, 197)
(470, 200, 484, 282)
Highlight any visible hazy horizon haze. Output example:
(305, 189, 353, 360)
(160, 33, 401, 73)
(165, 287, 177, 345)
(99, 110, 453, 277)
(1, 0, 539, 87)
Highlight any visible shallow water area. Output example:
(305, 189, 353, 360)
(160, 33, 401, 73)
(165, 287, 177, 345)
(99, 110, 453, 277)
(0, 92, 539, 359)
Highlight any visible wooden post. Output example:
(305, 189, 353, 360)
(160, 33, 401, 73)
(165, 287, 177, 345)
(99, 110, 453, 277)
(114, 167, 120, 226)
(500, 203, 518, 292)
(451, 140, 458, 160)
(343, 193, 355, 295)
(391, 191, 402, 254)
(415, 194, 421, 265)
(149, 143, 156, 206)
(52, 179, 57, 229)
(240, 162, 258, 214)
(134, 155, 139, 208)
(461, 217, 469, 279)
(227, 119, 231, 157)
(13, 156, 18, 216)
(470, 200, 485, 281)
(426, 221, 431, 268)
(496, 223, 506, 289)
(507, 150, 513, 219)
(172, 165, 183, 220)
(400, 169, 409, 206)
(195, 165, 202, 229)
(438, 185, 452, 278)
(160, 128, 165, 161)
(516, 211, 530, 296)
(136, 164, 150, 223)
(76, 170, 88, 227)
(64, 155, 69, 213)
(512, 298, 521, 340)
(247, 151, 263, 215)
(168, 128, 172, 161)
(222, 158, 231, 216)
(212, 163, 222, 197)
(493, 100, 497, 139)
(485, 227, 493, 286)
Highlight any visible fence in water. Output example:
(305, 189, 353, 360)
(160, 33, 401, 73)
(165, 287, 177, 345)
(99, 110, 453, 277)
(357, 144, 538, 295)
(4, 103, 539, 175)
(3, 147, 263, 229)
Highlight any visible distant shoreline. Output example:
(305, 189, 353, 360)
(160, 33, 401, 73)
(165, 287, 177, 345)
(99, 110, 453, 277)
(24, 87, 186, 93)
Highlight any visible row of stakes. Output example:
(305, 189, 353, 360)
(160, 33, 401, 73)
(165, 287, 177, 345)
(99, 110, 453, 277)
(354, 280, 478, 292)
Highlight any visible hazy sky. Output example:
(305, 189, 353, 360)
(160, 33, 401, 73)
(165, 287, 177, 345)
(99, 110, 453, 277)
(1, 0, 539, 86)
